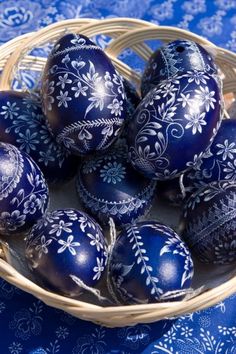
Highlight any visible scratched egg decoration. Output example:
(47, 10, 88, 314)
(181, 180, 236, 264)
(42, 33, 126, 155)
(0, 90, 79, 184)
(76, 142, 157, 228)
(128, 71, 222, 180)
(183, 119, 236, 197)
(107, 221, 194, 304)
(141, 39, 218, 97)
(25, 209, 108, 297)
(0, 142, 48, 236)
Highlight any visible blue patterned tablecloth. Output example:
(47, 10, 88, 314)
(0, 1, 236, 353)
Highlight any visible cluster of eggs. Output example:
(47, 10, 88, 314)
(1, 32, 235, 305)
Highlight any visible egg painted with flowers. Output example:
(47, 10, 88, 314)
(183, 119, 236, 197)
(108, 221, 194, 304)
(25, 209, 108, 297)
(76, 142, 157, 228)
(0, 91, 79, 184)
(141, 39, 218, 97)
(128, 71, 222, 180)
(42, 33, 126, 155)
(0, 142, 48, 235)
(181, 180, 236, 264)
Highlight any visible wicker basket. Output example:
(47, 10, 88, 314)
(0, 18, 235, 328)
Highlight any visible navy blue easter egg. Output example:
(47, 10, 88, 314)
(181, 180, 236, 264)
(42, 33, 126, 155)
(128, 72, 222, 180)
(183, 119, 236, 196)
(0, 90, 79, 184)
(108, 221, 194, 304)
(76, 142, 157, 228)
(141, 40, 218, 97)
(25, 209, 108, 297)
(0, 142, 48, 235)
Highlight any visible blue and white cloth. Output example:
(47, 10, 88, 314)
(0, 0, 235, 353)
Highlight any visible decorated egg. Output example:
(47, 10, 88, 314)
(183, 119, 236, 196)
(180, 180, 236, 264)
(25, 209, 108, 297)
(76, 141, 157, 228)
(0, 142, 48, 235)
(0, 91, 79, 184)
(141, 39, 218, 97)
(108, 221, 194, 304)
(42, 33, 126, 155)
(128, 72, 223, 180)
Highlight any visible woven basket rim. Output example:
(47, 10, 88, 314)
(0, 17, 235, 327)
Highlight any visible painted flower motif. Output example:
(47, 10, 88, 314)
(78, 215, 95, 232)
(55, 326, 69, 339)
(161, 82, 178, 97)
(163, 328, 177, 344)
(87, 233, 104, 252)
(57, 235, 80, 255)
(93, 257, 105, 280)
(71, 81, 88, 97)
(56, 90, 72, 108)
(214, 240, 236, 264)
(38, 151, 55, 166)
(35, 235, 52, 258)
(82, 158, 102, 174)
(9, 302, 43, 341)
(180, 326, 194, 337)
(56, 73, 72, 89)
(184, 70, 210, 85)
(23, 194, 41, 214)
(195, 85, 216, 112)
(0, 210, 26, 231)
(0, 101, 20, 119)
(223, 160, 236, 179)
(185, 111, 206, 134)
(144, 88, 161, 107)
(218, 326, 231, 335)
(49, 220, 72, 237)
(107, 98, 123, 116)
(100, 161, 126, 184)
(177, 92, 191, 107)
(8, 342, 23, 354)
(216, 140, 236, 161)
(16, 129, 39, 154)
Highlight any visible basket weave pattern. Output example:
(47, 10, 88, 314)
(0, 18, 235, 327)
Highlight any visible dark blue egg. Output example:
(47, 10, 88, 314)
(25, 209, 108, 297)
(181, 180, 236, 264)
(108, 221, 194, 304)
(128, 72, 222, 180)
(0, 142, 48, 235)
(42, 33, 126, 155)
(76, 142, 157, 228)
(0, 91, 79, 184)
(183, 119, 236, 196)
(141, 39, 218, 97)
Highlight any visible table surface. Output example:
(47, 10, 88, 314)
(0, 1, 236, 353)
